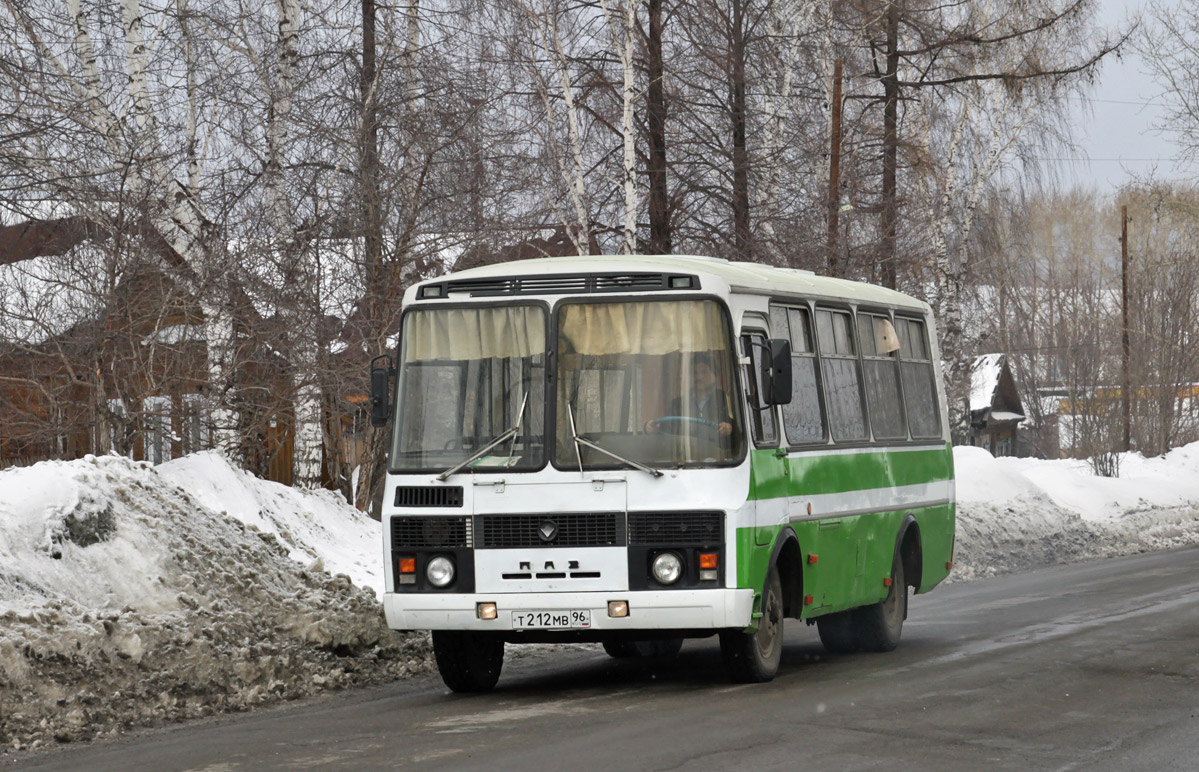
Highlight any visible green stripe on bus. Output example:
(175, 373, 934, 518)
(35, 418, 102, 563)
(747, 444, 953, 500)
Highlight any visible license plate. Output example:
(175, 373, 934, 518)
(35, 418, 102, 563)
(510, 609, 591, 630)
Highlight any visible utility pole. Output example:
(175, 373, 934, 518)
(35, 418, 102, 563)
(1121, 204, 1130, 452)
(826, 59, 843, 277)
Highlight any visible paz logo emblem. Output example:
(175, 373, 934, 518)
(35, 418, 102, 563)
(538, 520, 559, 543)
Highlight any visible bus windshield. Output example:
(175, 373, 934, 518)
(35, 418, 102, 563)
(391, 304, 547, 472)
(555, 298, 744, 470)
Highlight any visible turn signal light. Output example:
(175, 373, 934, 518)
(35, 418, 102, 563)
(399, 557, 416, 574)
(699, 553, 718, 570)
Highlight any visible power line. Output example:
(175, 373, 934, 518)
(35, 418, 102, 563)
(1034, 158, 1179, 163)
(1073, 97, 1170, 108)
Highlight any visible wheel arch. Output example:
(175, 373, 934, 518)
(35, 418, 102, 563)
(894, 514, 923, 591)
(768, 527, 805, 619)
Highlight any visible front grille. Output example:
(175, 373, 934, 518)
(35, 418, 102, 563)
(476, 513, 624, 548)
(394, 486, 463, 508)
(422, 272, 699, 298)
(628, 512, 723, 546)
(391, 516, 472, 549)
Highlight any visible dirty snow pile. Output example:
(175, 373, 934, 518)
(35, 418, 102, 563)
(953, 443, 1199, 580)
(0, 453, 432, 752)
(4, 444, 1199, 752)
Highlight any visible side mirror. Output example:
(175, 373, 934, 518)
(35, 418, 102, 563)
(369, 355, 394, 428)
(763, 338, 792, 406)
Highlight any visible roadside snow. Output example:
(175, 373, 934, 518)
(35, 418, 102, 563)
(159, 452, 383, 597)
(951, 445, 1199, 581)
(0, 455, 431, 752)
(2, 443, 1199, 753)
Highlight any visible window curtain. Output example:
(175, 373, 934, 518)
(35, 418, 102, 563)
(403, 306, 545, 362)
(559, 300, 726, 356)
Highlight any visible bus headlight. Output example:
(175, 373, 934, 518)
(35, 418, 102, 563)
(426, 556, 455, 588)
(652, 552, 683, 585)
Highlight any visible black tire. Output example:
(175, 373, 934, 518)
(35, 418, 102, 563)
(602, 638, 685, 658)
(720, 566, 784, 683)
(815, 609, 859, 654)
(854, 553, 907, 652)
(432, 631, 505, 693)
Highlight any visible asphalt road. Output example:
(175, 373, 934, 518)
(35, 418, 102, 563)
(9, 547, 1199, 771)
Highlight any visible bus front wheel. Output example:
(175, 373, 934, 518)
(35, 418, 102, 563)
(432, 631, 505, 693)
(720, 566, 783, 683)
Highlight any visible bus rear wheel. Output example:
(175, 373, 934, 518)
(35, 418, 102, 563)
(855, 554, 907, 652)
(720, 566, 783, 683)
(816, 554, 907, 654)
(432, 631, 505, 693)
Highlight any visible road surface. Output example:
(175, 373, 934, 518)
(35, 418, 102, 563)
(9, 547, 1199, 771)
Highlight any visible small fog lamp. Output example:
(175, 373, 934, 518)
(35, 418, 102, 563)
(652, 552, 683, 585)
(608, 600, 629, 618)
(426, 556, 455, 588)
(476, 602, 498, 620)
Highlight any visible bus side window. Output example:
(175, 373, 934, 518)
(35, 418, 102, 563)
(815, 309, 867, 441)
(859, 312, 907, 440)
(896, 318, 941, 438)
(771, 305, 825, 444)
(741, 332, 778, 446)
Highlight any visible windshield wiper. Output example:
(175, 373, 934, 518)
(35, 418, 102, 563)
(567, 403, 663, 478)
(436, 391, 528, 481)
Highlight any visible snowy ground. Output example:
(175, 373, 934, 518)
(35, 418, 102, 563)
(3, 444, 1199, 753)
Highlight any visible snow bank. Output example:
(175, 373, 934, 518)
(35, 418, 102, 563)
(159, 452, 383, 598)
(0, 455, 432, 752)
(952, 445, 1199, 581)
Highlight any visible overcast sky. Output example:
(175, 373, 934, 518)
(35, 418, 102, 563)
(1056, 1, 1190, 192)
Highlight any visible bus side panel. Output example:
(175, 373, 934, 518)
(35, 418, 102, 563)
(914, 500, 955, 593)
(740, 444, 956, 618)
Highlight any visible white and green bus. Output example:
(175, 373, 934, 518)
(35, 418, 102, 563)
(370, 254, 955, 692)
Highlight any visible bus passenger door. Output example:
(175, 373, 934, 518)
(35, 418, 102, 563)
(741, 326, 785, 546)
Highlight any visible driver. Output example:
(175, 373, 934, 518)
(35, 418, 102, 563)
(645, 353, 733, 437)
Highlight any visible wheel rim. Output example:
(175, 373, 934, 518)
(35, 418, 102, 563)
(881, 566, 905, 631)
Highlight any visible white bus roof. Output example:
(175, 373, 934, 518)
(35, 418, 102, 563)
(408, 254, 929, 312)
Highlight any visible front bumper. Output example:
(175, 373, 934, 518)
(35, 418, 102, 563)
(384, 588, 755, 632)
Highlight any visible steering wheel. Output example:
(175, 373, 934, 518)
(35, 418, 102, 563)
(651, 415, 720, 430)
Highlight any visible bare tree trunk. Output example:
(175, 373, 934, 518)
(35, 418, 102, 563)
(645, 0, 671, 254)
(729, 0, 750, 260)
(755, 1, 811, 265)
(262, 0, 323, 488)
(601, 0, 641, 254)
(879, 1, 899, 289)
(354, 0, 386, 511)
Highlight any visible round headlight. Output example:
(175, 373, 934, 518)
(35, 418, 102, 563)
(652, 552, 683, 585)
(426, 556, 455, 587)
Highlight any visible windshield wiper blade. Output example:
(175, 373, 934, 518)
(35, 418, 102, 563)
(437, 392, 528, 481)
(567, 403, 663, 478)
